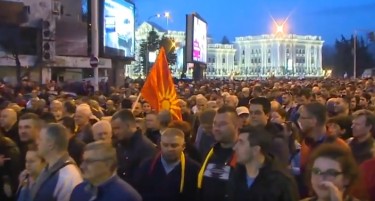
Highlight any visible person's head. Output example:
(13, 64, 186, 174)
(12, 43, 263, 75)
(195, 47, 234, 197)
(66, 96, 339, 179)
(234, 126, 272, 164)
(60, 116, 75, 137)
(132, 102, 143, 117)
(158, 110, 172, 130)
(326, 116, 352, 139)
(0, 108, 17, 130)
(206, 101, 218, 111)
(249, 97, 271, 127)
(160, 128, 185, 163)
(242, 87, 250, 97)
(92, 120, 113, 143)
(63, 101, 76, 116)
(81, 141, 117, 186)
(37, 123, 69, 158)
(359, 93, 371, 108)
(142, 102, 152, 114)
(196, 94, 208, 112)
(74, 104, 92, 127)
(334, 97, 350, 114)
(213, 106, 239, 144)
(298, 102, 327, 135)
(177, 99, 188, 113)
(308, 144, 359, 200)
(225, 95, 239, 108)
(236, 106, 250, 128)
(270, 108, 287, 124)
(25, 144, 45, 178)
(351, 109, 375, 139)
(50, 100, 63, 121)
(252, 86, 262, 97)
(199, 109, 216, 134)
(111, 109, 137, 141)
(18, 113, 42, 143)
(295, 89, 311, 105)
(145, 112, 160, 130)
(168, 120, 192, 142)
(135, 117, 146, 134)
(281, 92, 293, 105)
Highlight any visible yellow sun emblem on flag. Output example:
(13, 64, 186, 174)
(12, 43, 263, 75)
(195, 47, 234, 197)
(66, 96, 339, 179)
(157, 83, 181, 119)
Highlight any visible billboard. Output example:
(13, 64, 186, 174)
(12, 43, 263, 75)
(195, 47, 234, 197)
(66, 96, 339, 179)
(192, 16, 207, 63)
(101, 0, 135, 58)
(185, 14, 207, 64)
(55, 0, 89, 56)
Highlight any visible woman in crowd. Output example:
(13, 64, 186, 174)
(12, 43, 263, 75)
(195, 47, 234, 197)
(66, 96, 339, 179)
(17, 144, 46, 201)
(302, 144, 361, 201)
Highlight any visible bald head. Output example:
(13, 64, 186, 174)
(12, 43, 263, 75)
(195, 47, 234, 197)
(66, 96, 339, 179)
(0, 108, 18, 130)
(92, 120, 113, 143)
(162, 128, 185, 139)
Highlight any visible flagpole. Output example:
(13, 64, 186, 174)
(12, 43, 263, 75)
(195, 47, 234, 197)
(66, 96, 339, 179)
(131, 93, 142, 112)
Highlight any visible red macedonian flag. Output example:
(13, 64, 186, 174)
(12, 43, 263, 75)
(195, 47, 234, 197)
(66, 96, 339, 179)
(141, 47, 182, 120)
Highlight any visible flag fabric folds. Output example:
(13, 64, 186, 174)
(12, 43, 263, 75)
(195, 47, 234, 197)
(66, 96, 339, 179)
(141, 47, 182, 120)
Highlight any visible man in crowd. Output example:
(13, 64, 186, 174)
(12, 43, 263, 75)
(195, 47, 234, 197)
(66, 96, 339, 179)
(32, 123, 82, 201)
(74, 104, 94, 144)
(92, 120, 113, 143)
(0, 108, 19, 145)
(111, 109, 156, 185)
(135, 128, 200, 201)
(198, 106, 239, 201)
(228, 126, 299, 200)
(70, 141, 141, 201)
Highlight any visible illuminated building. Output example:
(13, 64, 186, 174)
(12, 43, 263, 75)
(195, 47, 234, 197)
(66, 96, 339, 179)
(128, 22, 324, 78)
(206, 43, 237, 78)
(234, 34, 324, 77)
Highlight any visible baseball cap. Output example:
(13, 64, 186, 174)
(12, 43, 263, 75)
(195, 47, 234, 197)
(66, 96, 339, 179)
(236, 106, 249, 116)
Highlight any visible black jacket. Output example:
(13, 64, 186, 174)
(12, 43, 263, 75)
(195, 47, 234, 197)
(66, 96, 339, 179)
(0, 135, 22, 201)
(264, 122, 290, 166)
(68, 136, 85, 166)
(227, 156, 299, 201)
(116, 129, 157, 185)
(134, 153, 200, 201)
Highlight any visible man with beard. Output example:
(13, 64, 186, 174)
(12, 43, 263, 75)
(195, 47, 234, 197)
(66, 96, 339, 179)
(297, 102, 349, 198)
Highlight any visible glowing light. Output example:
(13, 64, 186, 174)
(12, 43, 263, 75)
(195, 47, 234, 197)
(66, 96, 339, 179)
(276, 24, 284, 33)
(164, 12, 170, 18)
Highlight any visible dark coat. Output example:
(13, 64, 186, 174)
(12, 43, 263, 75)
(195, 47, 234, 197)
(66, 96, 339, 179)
(0, 135, 22, 201)
(134, 153, 200, 201)
(116, 129, 157, 185)
(227, 156, 299, 201)
(264, 122, 290, 166)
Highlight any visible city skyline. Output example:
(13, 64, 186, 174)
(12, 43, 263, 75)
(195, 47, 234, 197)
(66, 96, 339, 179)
(136, 0, 375, 44)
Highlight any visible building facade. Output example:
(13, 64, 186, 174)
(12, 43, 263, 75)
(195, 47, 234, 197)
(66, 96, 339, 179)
(126, 22, 185, 78)
(206, 44, 237, 78)
(235, 34, 324, 78)
(127, 22, 324, 79)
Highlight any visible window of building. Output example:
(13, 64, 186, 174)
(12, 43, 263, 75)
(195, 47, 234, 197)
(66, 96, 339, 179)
(213, 58, 215, 63)
(311, 58, 315, 64)
(251, 59, 254, 63)
(222, 58, 226, 63)
(286, 49, 289, 53)
(242, 58, 245, 64)
(302, 49, 305, 54)
(258, 58, 261, 63)
(268, 49, 271, 53)
(242, 50, 245, 55)
(268, 57, 271, 63)
(208, 58, 211, 63)
(251, 49, 254, 54)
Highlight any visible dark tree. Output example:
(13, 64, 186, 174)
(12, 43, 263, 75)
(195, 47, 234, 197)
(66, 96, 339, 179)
(159, 35, 177, 66)
(333, 35, 374, 77)
(134, 29, 160, 75)
(221, 36, 231, 44)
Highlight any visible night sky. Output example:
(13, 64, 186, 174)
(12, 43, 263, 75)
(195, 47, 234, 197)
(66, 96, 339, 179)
(136, 0, 375, 44)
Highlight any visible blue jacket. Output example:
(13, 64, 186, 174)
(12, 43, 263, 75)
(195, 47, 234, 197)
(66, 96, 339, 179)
(30, 154, 82, 201)
(70, 175, 142, 201)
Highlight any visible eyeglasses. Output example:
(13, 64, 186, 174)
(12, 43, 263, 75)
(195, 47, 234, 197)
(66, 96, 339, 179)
(311, 168, 343, 179)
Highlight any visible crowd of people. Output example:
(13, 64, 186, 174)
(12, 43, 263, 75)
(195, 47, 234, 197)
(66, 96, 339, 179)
(1, 77, 375, 201)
